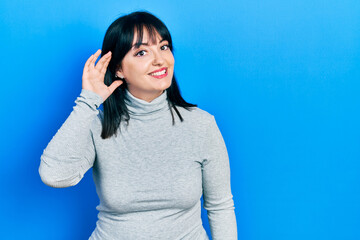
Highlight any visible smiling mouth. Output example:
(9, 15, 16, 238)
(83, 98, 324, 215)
(149, 68, 168, 78)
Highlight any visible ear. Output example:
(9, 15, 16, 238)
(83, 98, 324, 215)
(115, 65, 124, 79)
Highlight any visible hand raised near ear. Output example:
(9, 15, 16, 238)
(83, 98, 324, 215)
(82, 49, 123, 102)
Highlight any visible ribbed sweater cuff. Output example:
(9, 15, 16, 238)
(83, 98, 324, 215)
(79, 89, 104, 109)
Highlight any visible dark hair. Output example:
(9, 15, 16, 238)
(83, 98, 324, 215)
(100, 11, 197, 139)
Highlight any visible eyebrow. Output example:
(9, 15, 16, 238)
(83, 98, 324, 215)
(132, 39, 167, 50)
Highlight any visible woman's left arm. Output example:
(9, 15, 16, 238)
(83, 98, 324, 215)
(202, 115, 238, 240)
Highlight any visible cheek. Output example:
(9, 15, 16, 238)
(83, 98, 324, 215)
(167, 53, 175, 66)
(126, 62, 147, 76)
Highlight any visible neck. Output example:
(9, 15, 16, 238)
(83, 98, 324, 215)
(124, 88, 170, 121)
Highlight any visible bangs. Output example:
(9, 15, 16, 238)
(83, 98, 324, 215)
(132, 23, 172, 50)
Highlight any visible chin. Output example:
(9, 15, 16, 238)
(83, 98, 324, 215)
(157, 84, 171, 92)
(156, 76, 172, 91)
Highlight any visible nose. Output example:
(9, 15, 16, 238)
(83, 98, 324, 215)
(152, 49, 165, 66)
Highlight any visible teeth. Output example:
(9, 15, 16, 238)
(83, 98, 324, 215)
(150, 69, 166, 76)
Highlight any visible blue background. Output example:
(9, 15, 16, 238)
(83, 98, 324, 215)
(1, 0, 359, 239)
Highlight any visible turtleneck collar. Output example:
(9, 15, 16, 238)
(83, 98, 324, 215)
(124, 88, 170, 120)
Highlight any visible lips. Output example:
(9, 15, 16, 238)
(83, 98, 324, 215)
(149, 67, 167, 75)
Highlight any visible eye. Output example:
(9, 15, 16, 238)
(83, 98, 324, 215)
(161, 44, 170, 50)
(135, 50, 147, 57)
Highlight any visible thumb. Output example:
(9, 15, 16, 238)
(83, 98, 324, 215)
(108, 80, 123, 94)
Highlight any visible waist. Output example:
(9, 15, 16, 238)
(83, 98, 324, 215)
(89, 201, 208, 240)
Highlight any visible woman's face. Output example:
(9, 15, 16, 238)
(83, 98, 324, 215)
(116, 27, 175, 102)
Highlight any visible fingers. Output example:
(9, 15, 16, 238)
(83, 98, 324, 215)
(83, 49, 112, 80)
(89, 49, 102, 68)
(84, 54, 94, 69)
(108, 80, 123, 94)
(98, 51, 112, 74)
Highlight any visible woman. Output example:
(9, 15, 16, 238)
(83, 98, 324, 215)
(39, 11, 237, 240)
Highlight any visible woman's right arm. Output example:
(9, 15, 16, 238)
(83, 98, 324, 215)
(39, 89, 103, 188)
(39, 49, 123, 188)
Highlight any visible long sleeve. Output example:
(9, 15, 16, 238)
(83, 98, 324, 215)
(202, 115, 238, 240)
(39, 89, 103, 188)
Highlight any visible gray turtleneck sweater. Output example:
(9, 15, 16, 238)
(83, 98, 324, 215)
(39, 88, 237, 240)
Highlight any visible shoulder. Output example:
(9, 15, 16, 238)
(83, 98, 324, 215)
(175, 106, 215, 127)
